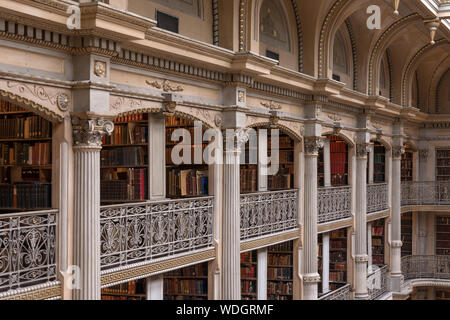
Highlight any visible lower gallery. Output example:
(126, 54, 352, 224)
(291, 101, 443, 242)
(0, 0, 449, 301)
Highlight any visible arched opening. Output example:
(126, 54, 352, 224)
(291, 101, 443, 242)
(368, 141, 386, 184)
(436, 69, 450, 114)
(318, 135, 349, 187)
(0, 99, 53, 213)
(331, 27, 352, 89)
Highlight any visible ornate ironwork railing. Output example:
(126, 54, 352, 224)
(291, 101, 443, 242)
(100, 197, 214, 271)
(318, 186, 352, 224)
(367, 183, 389, 214)
(0, 210, 58, 294)
(318, 283, 352, 300)
(402, 255, 450, 280)
(240, 190, 298, 241)
(401, 181, 450, 206)
(367, 265, 389, 300)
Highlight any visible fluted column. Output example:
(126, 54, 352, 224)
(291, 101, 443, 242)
(72, 117, 113, 300)
(391, 146, 404, 291)
(222, 129, 248, 300)
(354, 143, 369, 300)
(303, 137, 323, 300)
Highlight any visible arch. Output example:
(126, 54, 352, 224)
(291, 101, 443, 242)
(257, 0, 292, 52)
(372, 137, 392, 151)
(436, 69, 450, 114)
(367, 13, 421, 96)
(246, 121, 303, 143)
(0, 89, 63, 123)
(404, 140, 418, 153)
(322, 130, 355, 148)
(331, 24, 353, 87)
(401, 39, 449, 107)
(428, 56, 450, 113)
(345, 19, 358, 91)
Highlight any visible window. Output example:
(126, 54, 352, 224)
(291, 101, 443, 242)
(266, 50, 280, 62)
(156, 11, 179, 34)
(332, 74, 341, 82)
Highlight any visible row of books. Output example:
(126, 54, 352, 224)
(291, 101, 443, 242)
(374, 154, 385, 163)
(330, 153, 347, 175)
(373, 247, 384, 255)
(241, 251, 256, 264)
(166, 116, 192, 127)
(102, 123, 148, 145)
(330, 239, 346, 249)
(437, 159, 450, 167)
(373, 256, 384, 265)
(241, 280, 256, 295)
(100, 168, 147, 201)
(372, 238, 383, 246)
(437, 216, 450, 225)
(330, 262, 346, 271)
(436, 168, 450, 176)
(268, 254, 292, 266)
(270, 241, 293, 252)
(331, 229, 346, 238)
(164, 279, 207, 295)
(166, 264, 207, 277)
(101, 296, 144, 300)
(329, 271, 346, 282)
(100, 147, 147, 167)
(240, 166, 257, 193)
(0, 101, 24, 113)
(330, 251, 346, 262)
(267, 281, 292, 295)
(269, 136, 294, 149)
(167, 168, 208, 197)
(0, 142, 51, 166)
(241, 266, 257, 279)
(268, 173, 293, 190)
(268, 267, 292, 280)
(166, 127, 202, 145)
(436, 150, 450, 158)
(164, 295, 207, 300)
(331, 173, 348, 186)
(329, 139, 347, 153)
(271, 150, 294, 164)
(0, 116, 51, 139)
(113, 113, 147, 123)
(0, 182, 51, 209)
(102, 280, 145, 295)
(165, 145, 207, 166)
(372, 226, 384, 236)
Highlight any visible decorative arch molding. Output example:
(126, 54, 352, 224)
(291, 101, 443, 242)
(404, 139, 418, 152)
(428, 55, 450, 113)
(345, 19, 358, 91)
(401, 39, 449, 107)
(0, 82, 68, 123)
(212, 0, 219, 46)
(368, 13, 421, 96)
(386, 48, 394, 102)
(245, 119, 303, 143)
(322, 130, 355, 148)
(371, 137, 392, 151)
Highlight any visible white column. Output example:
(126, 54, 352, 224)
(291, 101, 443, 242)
(149, 113, 166, 200)
(367, 222, 373, 272)
(257, 248, 268, 300)
(354, 143, 369, 300)
(324, 138, 331, 187)
(146, 275, 164, 300)
(222, 129, 248, 300)
(258, 129, 268, 191)
(322, 233, 330, 294)
(368, 144, 374, 184)
(391, 146, 404, 291)
(302, 137, 323, 300)
(72, 118, 113, 300)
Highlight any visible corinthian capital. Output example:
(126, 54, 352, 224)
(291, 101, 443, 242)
(356, 143, 370, 159)
(392, 146, 405, 160)
(72, 117, 114, 147)
(223, 128, 249, 152)
(304, 137, 324, 156)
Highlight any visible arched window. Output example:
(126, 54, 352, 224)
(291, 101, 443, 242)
(331, 27, 352, 88)
(437, 69, 450, 114)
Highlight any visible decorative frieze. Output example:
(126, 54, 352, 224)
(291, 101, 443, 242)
(146, 79, 184, 93)
(72, 118, 114, 147)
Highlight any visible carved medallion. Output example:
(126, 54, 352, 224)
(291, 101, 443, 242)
(56, 93, 70, 111)
(94, 61, 107, 78)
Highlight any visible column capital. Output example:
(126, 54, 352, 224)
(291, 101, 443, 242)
(72, 117, 114, 148)
(392, 146, 405, 160)
(304, 136, 324, 156)
(223, 128, 249, 153)
(391, 240, 403, 248)
(356, 143, 370, 159)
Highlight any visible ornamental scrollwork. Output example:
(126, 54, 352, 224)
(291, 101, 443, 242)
(223, 129, 250, 152)
(72, 118, 114, 147)
(304, 137, 324, 156)
(260, 100, 281, 110)
(392, 146, 405, 159)
(146, 79, 184, 93)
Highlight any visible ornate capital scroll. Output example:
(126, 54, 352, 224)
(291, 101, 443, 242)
(392, 146, 405, 160)
(302, 273, 321, 284)
(304, 137, 324, 156)
(223, 129, 249, 153)
(419, 149, 429, 160)
(72, 118, 114, 148)
(356, 143, 370, 159)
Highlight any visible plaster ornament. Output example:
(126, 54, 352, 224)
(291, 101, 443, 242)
(94, 61, 107, 77)
(56, 93, 70, 111)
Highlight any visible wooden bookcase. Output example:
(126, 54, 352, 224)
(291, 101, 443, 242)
(401, 212, 413, 257)
(101, 113, 149, 204)
(241, 250, 257, 300)
(401, 150, 413, 181)
(267, 241, 293, 300)
(436, 216, 450, 256)
(329, 228, 347, 290)
(330, 136, 348, 186)
(373, 142, 386, 183)
(436, 149, 450, 181)
(0, 101, 52, 212)
(318, 148, 325, 187)
(436, 289, 450, 301)
(371, 219, 385, 266)
(164, 263, 208, 300)
(240, 133, 258, 194)
(268, 132, 294, 191)
(166, 116, 209, 198)
(101, 279, 146, 300)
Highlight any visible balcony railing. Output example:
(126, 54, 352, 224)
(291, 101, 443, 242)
(402, 255, 450, 280)
(0, 210, 58, 294)
(100, 197, 214, 271)
(401, 181, 450, 206)
(367, 265, 389, 300)
(318, 186, 352, 224)
(240, 190, 298, 241)
(318, 284, 351, 300)
(367, 183, 389, 213)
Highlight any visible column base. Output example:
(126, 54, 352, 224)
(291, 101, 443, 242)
(354, 293, 370, 300)
(390, 274, 403, 293)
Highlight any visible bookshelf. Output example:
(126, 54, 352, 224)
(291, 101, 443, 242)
(401, 212, 413, 257)
(101, 113, 148, 204)
(329, 228, 347, 291)
(401, 149, 413, 181)
(436, 216, 450, 256)
(101, 279, 146, 300)
(241, 251, 257, 300)
(436, 289, 450, 301)
(371, 219, 385, 266)
(373, 142, 386, 183)
(436, 149, 450, 181)
(166, 116, 209, 198)
(267, 241, 293, 300)
(0, 101, 52, 212)
(164, 263, 208, 300)
(240, 131, 258, 194)
(318, 147, 325, 187)
(268, 132, 294, 191)
(329, 136, 348, 186)
(317, 234, 323, 295)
